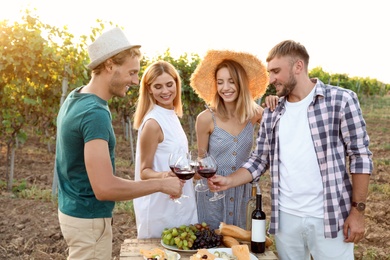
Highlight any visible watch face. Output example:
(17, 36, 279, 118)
(357, 202, 366, 211)
(353, 202, 366, 211)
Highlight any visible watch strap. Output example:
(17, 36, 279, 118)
(352, 201, 366, 211)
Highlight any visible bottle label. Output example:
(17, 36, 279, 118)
(251, 219, 266, 242)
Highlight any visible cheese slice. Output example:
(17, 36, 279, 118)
(140, 248, 166, 259)
(232, 244, 250, 260)
(190, 249, 216, 260)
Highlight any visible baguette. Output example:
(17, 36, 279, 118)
(265, 236, 273, 248)
(219, 222, 274, 248)
(219, 222, 251, 241)
(222, 235, 240, 247)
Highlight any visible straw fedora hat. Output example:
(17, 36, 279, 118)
(87, 27, 141, 70)
(190, 50, 269, 104)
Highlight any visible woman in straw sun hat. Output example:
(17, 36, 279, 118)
(190, 49, 278, 230)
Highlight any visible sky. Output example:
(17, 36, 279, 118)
(1, 0, 389, 84)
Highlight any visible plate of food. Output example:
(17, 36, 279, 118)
(160, 240, 197, 253)
(208, 245, 257, 260)
(140, 247, 180, 260)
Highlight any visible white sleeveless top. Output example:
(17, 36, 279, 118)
(134, 105, 198, 239)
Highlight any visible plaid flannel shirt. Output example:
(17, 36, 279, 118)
(242, 79, 373, 238)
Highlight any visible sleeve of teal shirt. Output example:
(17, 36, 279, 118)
(81, 107, 112, 144)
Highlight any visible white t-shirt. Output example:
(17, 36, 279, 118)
(278, 87, 324, 218)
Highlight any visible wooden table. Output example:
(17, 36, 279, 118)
(120, 238, 278, 259)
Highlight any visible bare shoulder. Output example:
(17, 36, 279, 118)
(141, 118, 163, 142)
(196, 109, 214, 134)
(142, 118, 161, 132)
(197, 109, 213, 124)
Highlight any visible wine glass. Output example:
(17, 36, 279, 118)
(192, 150, 209, 192)
(168, 151, 189, 204)
(173, 152, 196, 181)
(197, 153, 225, 201)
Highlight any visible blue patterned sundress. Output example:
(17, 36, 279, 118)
(196, 109, 255, 230)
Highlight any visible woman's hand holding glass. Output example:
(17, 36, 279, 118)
(197, 152, 225, 201)
(192, 150, 209, 192)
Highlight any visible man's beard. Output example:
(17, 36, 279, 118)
(277, 71, 297, 97)
(109, 70, 127, 98)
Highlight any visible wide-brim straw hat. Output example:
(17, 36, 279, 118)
(87, 27, 141, 70)
(190, 50, 269, 104)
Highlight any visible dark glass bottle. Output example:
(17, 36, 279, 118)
(250, 189, 266, 253)
(246, 182, 257, 231)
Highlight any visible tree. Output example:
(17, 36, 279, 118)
(0, 9, 89, 191)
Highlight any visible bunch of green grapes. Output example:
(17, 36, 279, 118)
(161, 222, 210, 250)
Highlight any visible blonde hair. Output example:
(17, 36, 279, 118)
(133, 60, 183, 129)
(92, 47, 142, 75)
(211, 60, 258, 124)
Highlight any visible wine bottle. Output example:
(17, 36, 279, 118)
(245, 182, 257, 230)
(251, 186, 266, 253)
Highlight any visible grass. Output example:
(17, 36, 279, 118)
(384, 144, 390, 151)
(360, 95, 390, 112)
(18, 186, 55, 202)
(115, 200, 135, 215)
(374, 158, 390, 166)
(369, 183, 390, 197)
(8, 179, 56, 202)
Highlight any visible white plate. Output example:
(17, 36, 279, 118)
(161, 240, 197, 253)
(208, 248, 257, 260)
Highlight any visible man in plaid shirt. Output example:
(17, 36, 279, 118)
(209, 40, 373, 259)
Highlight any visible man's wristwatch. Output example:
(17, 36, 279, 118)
(352, 201, 366, 212)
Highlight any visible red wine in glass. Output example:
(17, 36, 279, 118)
(168, 152, 190, 203)
(197, 168, 216, 179)
(193, 150, 209, 192)
(197, 154, 225, 201)
(173, 169, 195, 180)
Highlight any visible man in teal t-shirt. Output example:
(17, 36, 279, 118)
(56, 87, 116, 218)
(56, 28, 184, 260)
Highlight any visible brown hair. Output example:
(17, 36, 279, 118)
(92, 47, 142, 75)
(133, 60, 183, 129)
(266, 40, 310, 70)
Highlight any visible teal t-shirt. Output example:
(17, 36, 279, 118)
(56, 86, 115, 218)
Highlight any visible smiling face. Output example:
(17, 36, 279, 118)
(267, 56, 297, 97)
(108, 56, 140, 98)
(216, 67, 239, 104)
(148, 72, 177, 109)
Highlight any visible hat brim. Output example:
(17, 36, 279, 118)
(87, 44, 141, 70)
(190, 50, 269, 104)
